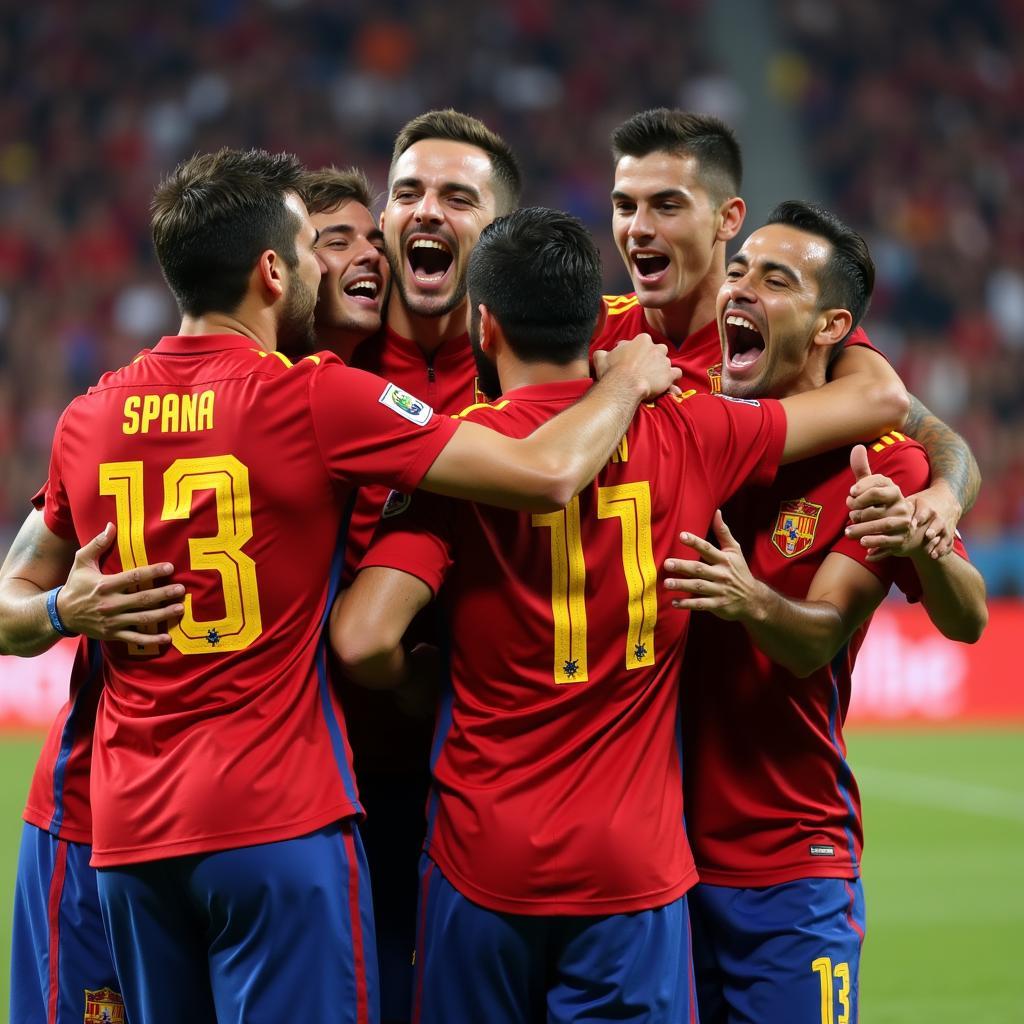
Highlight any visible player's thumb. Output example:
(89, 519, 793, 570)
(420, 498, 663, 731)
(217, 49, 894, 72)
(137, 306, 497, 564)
(712, 509, 737, 549)
(78, 522, 115, 566)
(850, 444, 872, 482)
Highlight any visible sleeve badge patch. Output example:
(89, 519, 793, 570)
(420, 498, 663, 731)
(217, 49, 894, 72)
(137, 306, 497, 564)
(84, 987, 126, 1023)
(379, 383, 433, 425)
(771, 498, 822, 558)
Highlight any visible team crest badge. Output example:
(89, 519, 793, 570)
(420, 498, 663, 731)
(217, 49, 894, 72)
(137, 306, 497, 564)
(707, 363, 722, 394)
(382, 489, 411, 519)
(379, 383, 433, 425)
(771, 499, 822, 558)
(83, 987, 126, 1023)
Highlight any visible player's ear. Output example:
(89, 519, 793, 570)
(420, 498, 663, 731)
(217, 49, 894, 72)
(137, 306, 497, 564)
(479, 304, 501, 356)
(717, 196, 746, 242)
(813, 308, 852, 350)
(256, 249, 286, 300)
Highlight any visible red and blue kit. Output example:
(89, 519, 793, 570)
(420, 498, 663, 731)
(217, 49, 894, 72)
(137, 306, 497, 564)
(361, 379, 787, 916)
(40, 334, 457, 867)
(682, 431, 966, 887)
(591, 293, 878, 395)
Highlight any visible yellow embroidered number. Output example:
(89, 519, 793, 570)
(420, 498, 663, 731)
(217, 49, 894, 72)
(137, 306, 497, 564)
(597, 483, 657, 669)
(812, 956, 852, 1024)
(99, 462, 159, 656)
(532, 498, 588, 683)
(532, 482, 658, 684)
(99, 456, 262, 655)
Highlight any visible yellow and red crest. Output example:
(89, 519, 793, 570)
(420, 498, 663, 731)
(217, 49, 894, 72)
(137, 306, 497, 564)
(771, 499, 822, 558)
(707, 363, 722, 395)
(84, 987, 125, 1023)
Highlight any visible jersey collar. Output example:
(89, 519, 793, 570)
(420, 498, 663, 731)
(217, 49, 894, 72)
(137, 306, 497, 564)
(152, 334, 267, 356)
(498, 378, 592, 403)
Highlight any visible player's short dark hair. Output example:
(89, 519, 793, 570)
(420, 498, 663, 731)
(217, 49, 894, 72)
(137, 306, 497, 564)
(299, 166, 373, 215)
(152, 147, 305, 317)
(468, 207, 602, 365)
(390, 109, 522, 216)
(611, 108, 742, 205)
(767, 200, 875, 338)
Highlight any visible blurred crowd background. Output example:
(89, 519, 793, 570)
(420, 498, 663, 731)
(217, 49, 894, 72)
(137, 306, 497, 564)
(1, 0, 1021, 591)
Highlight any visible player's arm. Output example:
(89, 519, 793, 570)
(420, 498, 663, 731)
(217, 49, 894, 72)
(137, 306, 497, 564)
(0, 511, 184, 656)
(833, 345, 980, 556)
(420, 334, 680, 510)
(664, 511, 887, 677)
(777, 348, 909, 463)
(902, 393, 981, 558)
(330, 567, 433, 689)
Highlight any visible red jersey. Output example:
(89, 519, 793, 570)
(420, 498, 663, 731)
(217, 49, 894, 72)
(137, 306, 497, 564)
(21, 631, 97, 844)
(342, 326, 481, 776)
(591, 293, 877, 395)
(40, 334, 458, 867)
(681, 432, 968, 886)
(360, 378, 786, 915)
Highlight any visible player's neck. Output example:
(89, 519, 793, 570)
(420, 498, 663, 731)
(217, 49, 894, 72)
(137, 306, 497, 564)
(642, 271, 723, 345)
(386, 297, 468, 357)
(498, 357, 590, 394)
(178, 313, 270, 350)
(314, 325, 365, 363)
(776, 354, 829, 399)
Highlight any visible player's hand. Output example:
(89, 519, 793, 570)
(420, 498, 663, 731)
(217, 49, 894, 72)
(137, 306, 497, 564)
(57, 523, 185, 645)
(593, 333, 681, 400)
(844, 445, 917, 561)
(662, 511, 762, 620)
(904, 481, 960, 560)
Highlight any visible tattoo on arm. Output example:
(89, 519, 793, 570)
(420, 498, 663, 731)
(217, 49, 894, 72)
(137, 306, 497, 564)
(905, 394, 981, 514)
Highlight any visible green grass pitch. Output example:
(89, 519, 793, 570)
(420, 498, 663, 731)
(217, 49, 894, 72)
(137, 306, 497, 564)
(0, 730, 1020, 1022)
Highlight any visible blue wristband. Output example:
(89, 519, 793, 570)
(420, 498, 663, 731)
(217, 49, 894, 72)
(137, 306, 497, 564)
(45, 586, 79, 639)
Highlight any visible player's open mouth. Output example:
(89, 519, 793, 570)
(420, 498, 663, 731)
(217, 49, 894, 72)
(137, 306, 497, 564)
(407, 237, 454, 288)
(724, 312, 766, 374)
(631, 251, 670, 284)
(343, 276, 382, 308)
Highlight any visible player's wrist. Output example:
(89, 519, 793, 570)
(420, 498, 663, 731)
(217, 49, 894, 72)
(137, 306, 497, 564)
(46, 585, 80, 639)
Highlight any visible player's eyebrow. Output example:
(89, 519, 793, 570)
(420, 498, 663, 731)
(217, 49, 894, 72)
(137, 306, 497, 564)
(611, 188, 688, 203)
(318, 223, 386, 246)
(729, 253, 801, 285)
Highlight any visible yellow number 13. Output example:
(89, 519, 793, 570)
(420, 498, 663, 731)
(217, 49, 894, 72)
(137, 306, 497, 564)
(99, 456, 262, 655)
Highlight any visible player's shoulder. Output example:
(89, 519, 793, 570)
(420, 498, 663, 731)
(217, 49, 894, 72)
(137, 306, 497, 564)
(602, 292, 641, 317)
(860, 430, 928, 479)
(451, 397, 513, 426)
(864, 429, 926, 462)
(591, 293, 644, 349)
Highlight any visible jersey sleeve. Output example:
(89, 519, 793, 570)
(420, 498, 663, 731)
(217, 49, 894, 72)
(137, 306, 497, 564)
(40, 408, 77, 541)
(840, 325, 892, 366)
(357, 489, 456, 596)
(308, 361, 459, 492)
(828, 438, 937, 599)
(679, 394, 787, 506)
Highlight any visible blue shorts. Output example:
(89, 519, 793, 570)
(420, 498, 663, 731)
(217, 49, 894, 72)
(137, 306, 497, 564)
(96, 820, 379, 1024)
(11, 823, 121, 1024)
(412, 855, 697, 1024)
(689, 877, 866, 1024)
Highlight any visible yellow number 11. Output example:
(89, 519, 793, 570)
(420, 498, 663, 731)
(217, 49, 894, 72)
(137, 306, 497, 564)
(532, 482, 657, 684)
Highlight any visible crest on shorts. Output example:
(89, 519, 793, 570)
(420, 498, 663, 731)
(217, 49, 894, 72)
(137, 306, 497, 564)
(771, 498, 822, 558)
(84, 988, 126, 1024)
(707, 362, 722, 394)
